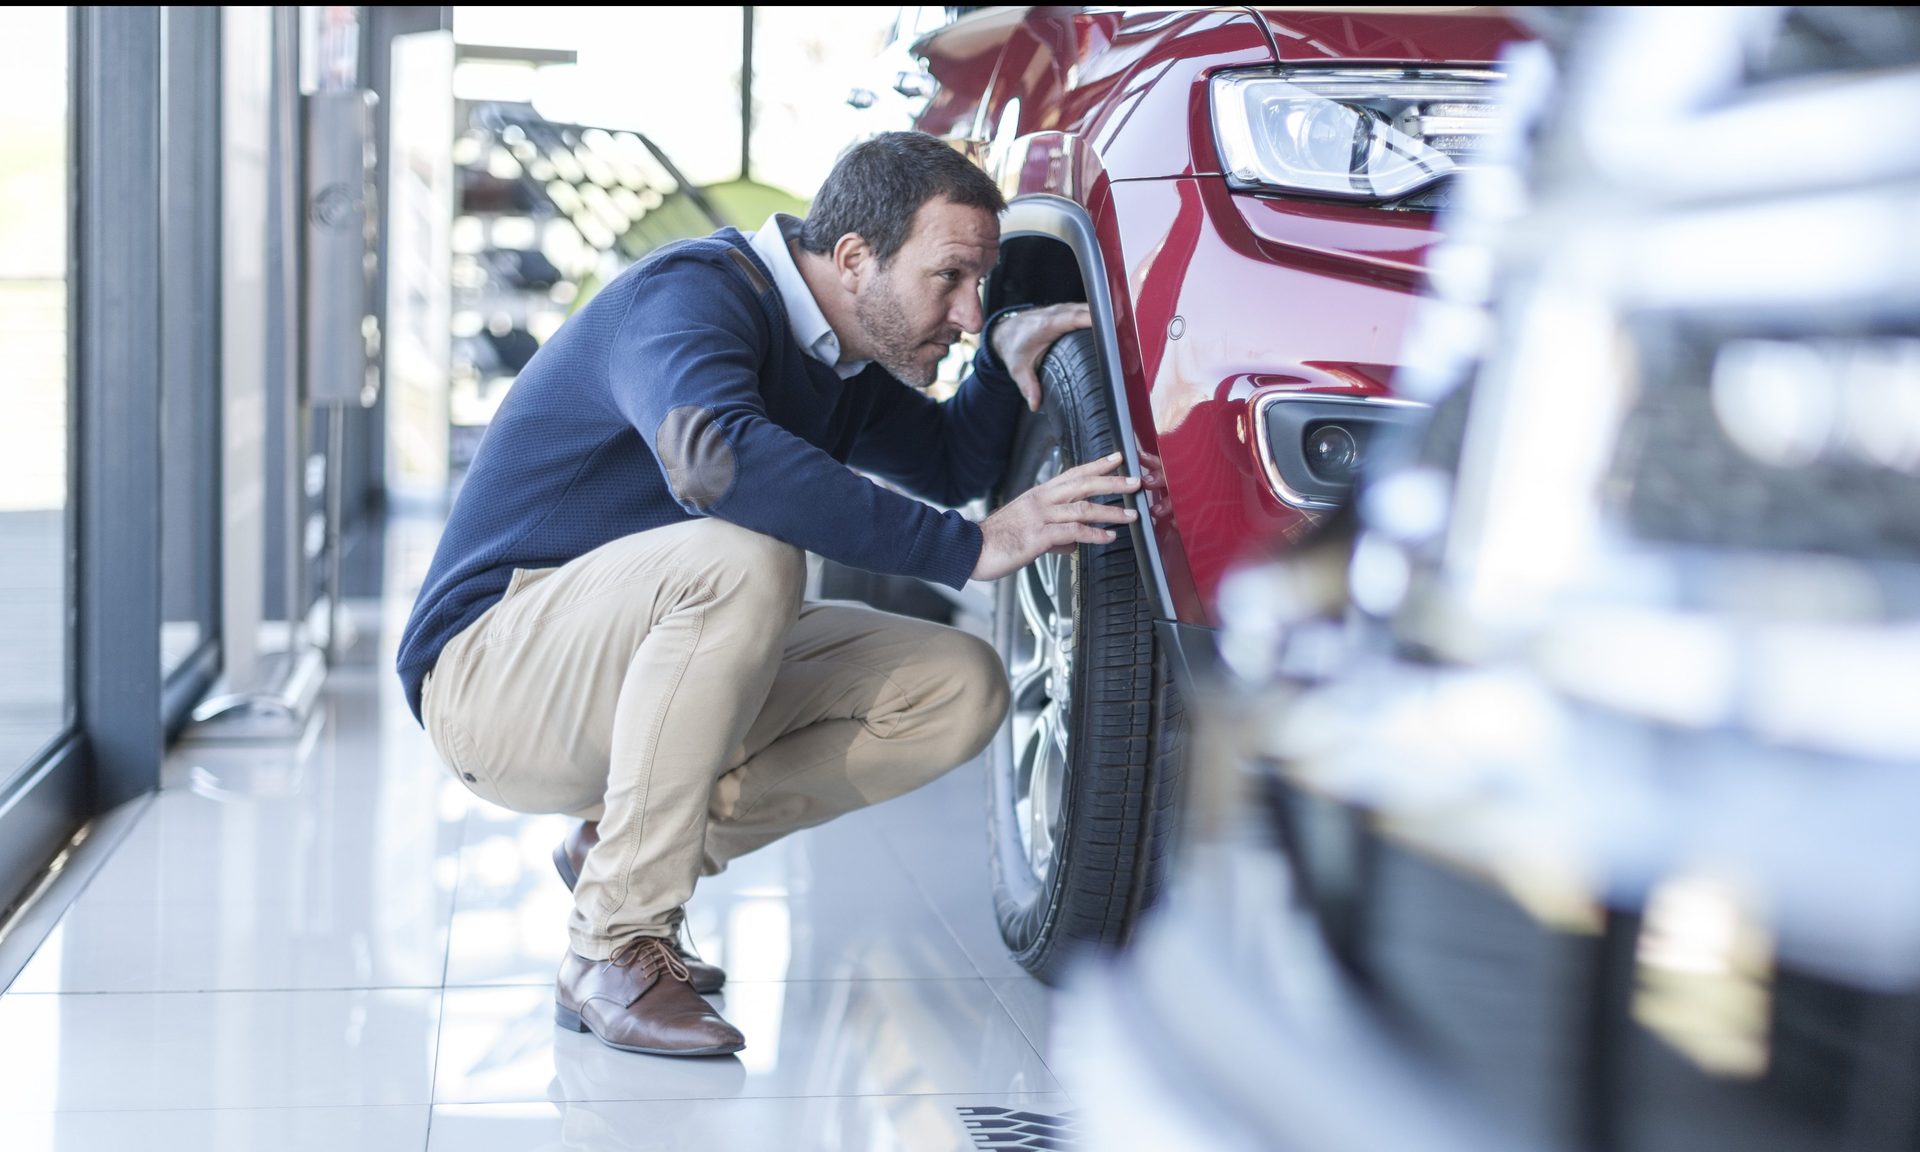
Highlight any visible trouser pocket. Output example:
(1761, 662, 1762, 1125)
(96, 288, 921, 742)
(423, 665, 507, 805)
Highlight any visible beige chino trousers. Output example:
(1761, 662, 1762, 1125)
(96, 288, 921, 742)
(420, 518, 1009, 959)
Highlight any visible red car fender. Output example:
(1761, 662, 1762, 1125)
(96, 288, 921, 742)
(921, 7, 1528, 625)
(997, 192, 1196, 624)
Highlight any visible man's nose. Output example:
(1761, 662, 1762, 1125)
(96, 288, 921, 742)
(952, 289, 985, 335)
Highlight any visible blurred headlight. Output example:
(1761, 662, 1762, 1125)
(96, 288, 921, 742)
(1305, 423, 1362, 484)
(1212, 69, 1503, 201)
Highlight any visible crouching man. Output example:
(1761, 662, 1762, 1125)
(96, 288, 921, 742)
(397, 132, 1135, 1056)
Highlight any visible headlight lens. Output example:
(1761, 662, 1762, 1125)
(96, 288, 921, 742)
(1212, 69, 1504, 201)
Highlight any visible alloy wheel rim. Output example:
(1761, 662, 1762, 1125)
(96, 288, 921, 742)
(1008, 446, 1074, 883)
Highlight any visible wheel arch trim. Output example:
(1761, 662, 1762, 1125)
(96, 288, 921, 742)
(996, 193, 1178, 622)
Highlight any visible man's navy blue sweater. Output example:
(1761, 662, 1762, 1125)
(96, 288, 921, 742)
(395, 228, 1025, 722)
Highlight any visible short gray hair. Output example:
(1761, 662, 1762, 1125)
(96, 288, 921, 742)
(798, 132, 1006, 266)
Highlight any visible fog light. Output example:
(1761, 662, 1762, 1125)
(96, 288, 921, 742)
(1306, 423, 1361, 483)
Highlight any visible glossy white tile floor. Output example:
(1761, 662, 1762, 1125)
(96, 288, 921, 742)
(0, 517, 1072, 1151)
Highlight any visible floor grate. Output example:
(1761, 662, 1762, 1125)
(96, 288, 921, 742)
(957, 1106, 1080, 1150)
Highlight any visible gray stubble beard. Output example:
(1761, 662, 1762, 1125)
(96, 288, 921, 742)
(855, 271, 941, 388)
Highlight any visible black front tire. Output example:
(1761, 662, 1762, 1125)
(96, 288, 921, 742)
(986, 329, 1186, 984)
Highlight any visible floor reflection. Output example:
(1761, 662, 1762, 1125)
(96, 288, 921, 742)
(0, 515, 1066, 1151)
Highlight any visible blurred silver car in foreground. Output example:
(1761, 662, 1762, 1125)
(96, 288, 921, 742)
(1060, 9, 1920, 1151)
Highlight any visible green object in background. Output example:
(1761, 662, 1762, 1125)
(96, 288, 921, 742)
(700, 177, 810, 230)
(569, 178, 810, 316)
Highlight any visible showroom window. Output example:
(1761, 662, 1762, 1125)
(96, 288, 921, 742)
(2, 6, 180, 929)
(0, 5, 74, 789)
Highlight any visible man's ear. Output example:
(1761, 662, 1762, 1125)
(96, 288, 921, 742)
(830, 232, 873, 291)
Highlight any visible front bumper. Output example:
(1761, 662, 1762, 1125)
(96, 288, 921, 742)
(1059, 837, 1547, 1152)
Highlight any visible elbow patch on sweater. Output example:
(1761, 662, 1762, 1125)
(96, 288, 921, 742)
(656, 405, 736, 511)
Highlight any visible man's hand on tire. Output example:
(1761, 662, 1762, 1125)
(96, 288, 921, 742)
(971, 453, 1140, 582)
(991, 303, 1094, 411)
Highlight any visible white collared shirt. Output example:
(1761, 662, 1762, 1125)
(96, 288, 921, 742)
(747, 213, 870, 380)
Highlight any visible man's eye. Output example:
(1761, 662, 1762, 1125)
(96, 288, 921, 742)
(939, 270, 960, 282)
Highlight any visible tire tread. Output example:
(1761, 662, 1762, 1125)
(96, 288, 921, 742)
(985, 330, 1187, 983)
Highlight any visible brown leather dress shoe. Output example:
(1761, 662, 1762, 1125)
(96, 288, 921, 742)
(554, 821, 727, 993)
(555, 938, 745, 1057)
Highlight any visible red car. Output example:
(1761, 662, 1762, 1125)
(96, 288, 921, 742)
(898, 6, 1529, 979)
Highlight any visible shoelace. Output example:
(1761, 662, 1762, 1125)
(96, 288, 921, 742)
(608, 936, 691, 984)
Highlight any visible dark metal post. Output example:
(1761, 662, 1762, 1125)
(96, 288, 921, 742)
(740, 6, 754, 182)
(158, 4, 225, 732)
(78, 5, 164, 809)
(262, 5, 300, 626)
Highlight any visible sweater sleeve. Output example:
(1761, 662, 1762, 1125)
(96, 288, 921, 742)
(610, 256, 983, 588)
(846, 308, 1031, 508)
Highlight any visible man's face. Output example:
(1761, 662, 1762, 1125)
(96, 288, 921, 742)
(853, 197, 999, 388)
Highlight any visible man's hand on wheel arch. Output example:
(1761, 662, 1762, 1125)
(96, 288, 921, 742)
(971, 453, 1140, 583)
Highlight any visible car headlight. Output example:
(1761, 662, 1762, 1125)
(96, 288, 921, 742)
(1212, 69, 1504, 201)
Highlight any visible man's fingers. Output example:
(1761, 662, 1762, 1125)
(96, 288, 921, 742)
(1046, 499, 1136, 526)
(1055, 452, 1128, 481)
(1036, 302, 1092, 334)
(1046, 472, 1142, 502)
(1059, 522, 1119, 545)
(1083, 502, 1139, 525)
(1015, 371, 1042, 411)
(1041, 522, 1114, 549)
